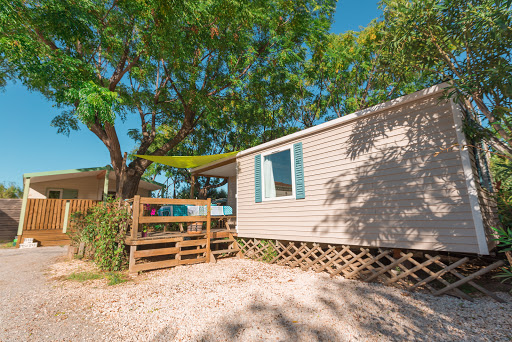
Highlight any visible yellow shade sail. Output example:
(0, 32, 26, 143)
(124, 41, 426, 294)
(135, 151, 238, 169)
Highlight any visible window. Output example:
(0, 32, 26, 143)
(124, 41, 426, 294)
(262, 147, 295, 200)
(255, 142, 305, 203)
(47, 188, 78, 199)
(47, 189, 63, 199)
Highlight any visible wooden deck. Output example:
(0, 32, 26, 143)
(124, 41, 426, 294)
(18, 198, 99, 246)
(127, 196, 239, 273)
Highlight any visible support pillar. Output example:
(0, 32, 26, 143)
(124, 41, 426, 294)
(62, 201, 71, 233)
(16, 177, 31, 246)
(103, 168, 110, 200)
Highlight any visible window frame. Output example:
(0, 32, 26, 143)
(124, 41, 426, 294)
(260, 144, 296, 202)
(47, 188, 63, 199)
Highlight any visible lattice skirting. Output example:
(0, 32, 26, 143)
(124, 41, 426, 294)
(236, 238, 507, 303)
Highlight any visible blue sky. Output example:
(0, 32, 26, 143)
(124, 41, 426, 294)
(0, 1, 381, 186)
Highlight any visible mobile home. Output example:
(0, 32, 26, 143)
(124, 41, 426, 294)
(191, 83, 497, 255)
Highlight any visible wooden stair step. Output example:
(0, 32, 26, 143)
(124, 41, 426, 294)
(179, 248, 207, 256)
(132, 257, 207, 273)
(210, 239, 235, 244)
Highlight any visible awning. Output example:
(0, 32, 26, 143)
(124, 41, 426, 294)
(135, 151, 238, 169)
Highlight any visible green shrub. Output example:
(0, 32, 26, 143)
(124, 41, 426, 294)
(490, 156, 512, 283)
(492, 226, 512, 284)
(68, 198, 130, 271)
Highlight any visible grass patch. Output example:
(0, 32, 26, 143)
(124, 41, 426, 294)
(106, 272, 130, 286)
(67, 271, 104, 282)
(0, 241, 15, 249)
(66, 270, 130, 286)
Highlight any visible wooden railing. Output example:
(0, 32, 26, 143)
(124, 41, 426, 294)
(23, 198, 99, 231)
(131, 196, 212, 261)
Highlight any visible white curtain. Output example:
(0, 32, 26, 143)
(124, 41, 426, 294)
(263, 157, 276, 198)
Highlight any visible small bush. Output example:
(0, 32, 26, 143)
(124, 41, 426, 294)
(68, 198, 131, 271)
(492, 226, 512, 284)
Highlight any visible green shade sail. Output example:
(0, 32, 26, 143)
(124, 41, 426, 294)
(135, 151, 238, 169)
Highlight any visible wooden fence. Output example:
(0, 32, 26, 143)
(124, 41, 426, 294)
(23, 199, 98, 231)
(0, 199, 21, 241)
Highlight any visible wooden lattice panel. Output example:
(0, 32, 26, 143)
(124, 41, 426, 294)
(237, 238, 507, 302)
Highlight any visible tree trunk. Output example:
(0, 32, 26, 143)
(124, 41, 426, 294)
(118, 171, 143, 199)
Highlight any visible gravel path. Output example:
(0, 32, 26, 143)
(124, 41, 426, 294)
(1, 247, 511, 341)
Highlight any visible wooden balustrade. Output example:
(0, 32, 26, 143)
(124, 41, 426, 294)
(127, 196, 240, 273)
(23, 199, 98, 231)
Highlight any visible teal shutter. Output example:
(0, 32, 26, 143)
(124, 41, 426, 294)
(293, 143, 305, 199)
(255, 154, 262, 203)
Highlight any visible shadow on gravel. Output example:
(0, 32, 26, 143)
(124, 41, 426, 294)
(148, 273, 512, 342)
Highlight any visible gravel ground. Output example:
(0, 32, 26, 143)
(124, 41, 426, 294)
(1, 247, 511, 342)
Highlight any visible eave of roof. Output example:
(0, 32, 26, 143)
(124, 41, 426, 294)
(23, 165, 164, 188)
(23, 165, 112, 179)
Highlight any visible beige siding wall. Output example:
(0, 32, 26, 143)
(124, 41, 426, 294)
(30, 175, 154, 200)
(29, 175, 104, 200)
(236, 95, 481, 253)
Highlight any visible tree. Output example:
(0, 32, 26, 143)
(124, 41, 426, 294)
(308, 20, 437, 123)
(0, 182, 22, 199)
(1, 0, 335, 198)
(381, 0, 512, 158)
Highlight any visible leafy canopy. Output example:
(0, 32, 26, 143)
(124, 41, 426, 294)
(1, 0, 335, 197)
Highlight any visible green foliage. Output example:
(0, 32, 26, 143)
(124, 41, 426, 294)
(309, 20, 434, 122)
(491, 156, 512, 228)
(491, 226, 512, 284)
(1, 0, 336, 198)
(68, 198, 130, 271)
(492, 226, 512, 253)
(0, 242, 15, 248)
(490, 155, 512, 283)
(66, 270, 130, 285)
(381, 0, 512, 158)
(64, 81, 122, 127)
(0, 182, 22, 199)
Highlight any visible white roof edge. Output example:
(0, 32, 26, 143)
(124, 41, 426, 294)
(189, 155, 237, 174)
(237, 82, 451, 158)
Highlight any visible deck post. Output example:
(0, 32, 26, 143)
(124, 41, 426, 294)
(129, 245, 137, 274)
(62, 200, 71, 233)
(16, 177, 31, 246)
(131, 195, 141, 240)
(206, 198, 211, 263)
